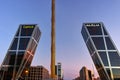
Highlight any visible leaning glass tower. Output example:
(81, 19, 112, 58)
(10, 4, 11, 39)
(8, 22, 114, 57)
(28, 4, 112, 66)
(0, 24, 41, 80)
(81, 22, 120, 80)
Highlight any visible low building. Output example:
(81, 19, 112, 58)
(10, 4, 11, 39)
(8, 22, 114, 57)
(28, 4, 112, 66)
(55, 62, 63, 80)
(79, 66, 92, 80)
(24, 66, 50, 80)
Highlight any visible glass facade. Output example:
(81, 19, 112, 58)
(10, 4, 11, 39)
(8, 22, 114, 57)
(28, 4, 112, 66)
(0, 24, 41, 80)
(81, 22, 120, 80)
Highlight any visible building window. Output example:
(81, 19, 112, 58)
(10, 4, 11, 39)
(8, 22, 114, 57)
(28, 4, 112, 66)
(92, 53, 102, 70)
(98, 68, 109, 80)
(98, 52, 109, 66)
(19, 38, 30, 50)
(112, 68, 120, 79)
(105, 37, 115, 50)
(9, 52, 16, 65)
(106, 68, 112, 79)
(16, 51, 24, 65)
(86, 39, 95, 55)
(10, 38, 18, 50)
(87, 26, 102, 35)
(109, 52, 120, 66)
(92, 37, 105, 50)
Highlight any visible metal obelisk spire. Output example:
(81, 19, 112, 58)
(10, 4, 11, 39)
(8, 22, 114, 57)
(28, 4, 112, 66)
(51, 0, 56, 79)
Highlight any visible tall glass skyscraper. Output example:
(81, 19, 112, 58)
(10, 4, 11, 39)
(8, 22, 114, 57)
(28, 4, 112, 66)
(0, 24, 41, 80)
(81, 22, 120, 80)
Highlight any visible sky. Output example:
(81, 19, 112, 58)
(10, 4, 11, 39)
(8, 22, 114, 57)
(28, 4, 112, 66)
(0, 0, 120, 80)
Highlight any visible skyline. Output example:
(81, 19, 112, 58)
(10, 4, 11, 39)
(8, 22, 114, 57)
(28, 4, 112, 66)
(1, 0, 120, 79)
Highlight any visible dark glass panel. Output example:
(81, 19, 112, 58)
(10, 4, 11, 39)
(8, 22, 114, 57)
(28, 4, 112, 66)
(92, 53, 103, 70)
(4, 71, 13, 80)
(3, 51, 16, 65)
(87, 26, 102, 35)
(99, 52, 109, 66)
(19, 38, 30, 50)
(112, 69, 120, 79)
(21, 25, 35, 36)
(106, 68, 112, 79)
(105, 37, 115, 50)
(92, 37, 105, 50)
(9, 54, 16, 65)
(81, 26, 89, 42)
(16, 67, 19, 72)
(2, 67, 14, 80)
(98, 68, 110, 80)
(8, 67, 14, 72)
(16, 51, 24, 65)
(92, 54, 110, 79)
(10, 38, 18, 50)
(109, 52, 120, 66)
(86, 39, 95, 55)
(103, 26, 108, 35)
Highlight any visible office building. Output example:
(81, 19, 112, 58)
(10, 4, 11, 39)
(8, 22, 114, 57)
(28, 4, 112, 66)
(55, 62, 63, 80)
(25, 66, 50, 80)
(79, 66, 92, 80)
(0, 24, 41, 80)
(81, 22, 120, 80)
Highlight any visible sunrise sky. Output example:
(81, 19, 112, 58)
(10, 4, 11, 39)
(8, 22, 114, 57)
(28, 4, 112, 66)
(1, 0, 120, 79)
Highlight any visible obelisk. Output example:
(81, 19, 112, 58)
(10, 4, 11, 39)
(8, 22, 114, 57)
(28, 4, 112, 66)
(51, 0, 56, 79)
